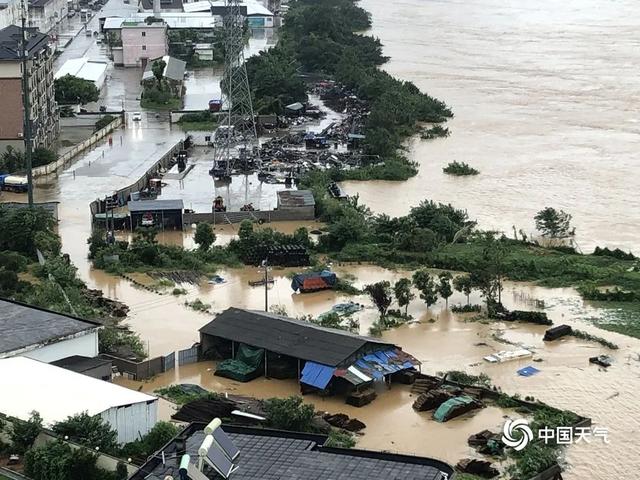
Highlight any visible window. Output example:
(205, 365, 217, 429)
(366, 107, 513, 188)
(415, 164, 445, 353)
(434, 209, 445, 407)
(142, 45, 146, 50)
(141, 31, 146, 37)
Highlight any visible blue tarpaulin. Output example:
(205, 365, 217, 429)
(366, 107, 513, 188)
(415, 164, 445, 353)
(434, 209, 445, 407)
(517, 366, 540, 377)
(301, 361, 336, 389)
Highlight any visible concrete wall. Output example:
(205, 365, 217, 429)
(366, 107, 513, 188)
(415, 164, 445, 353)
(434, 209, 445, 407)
(183, 207, 315, 225)
(101, 400, 158, 444)
(0, 330, 99, 362)
(121, 25, 168, 67)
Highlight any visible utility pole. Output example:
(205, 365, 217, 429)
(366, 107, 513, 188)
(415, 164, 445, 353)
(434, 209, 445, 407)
(261, 258, 268, 312)
(20, 0, 34, 206)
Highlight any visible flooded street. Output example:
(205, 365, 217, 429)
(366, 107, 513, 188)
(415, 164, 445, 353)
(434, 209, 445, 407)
(343, 0, 640, 253)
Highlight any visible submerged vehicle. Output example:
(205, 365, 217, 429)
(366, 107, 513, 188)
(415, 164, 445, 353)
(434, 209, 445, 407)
(0, 175, 28, 193)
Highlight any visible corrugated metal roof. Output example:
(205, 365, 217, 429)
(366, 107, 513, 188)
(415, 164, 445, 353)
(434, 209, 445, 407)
(200, 308, 392, 367)
(0, 298, 99, 356)
(0, 357, 156, 427)
(300, 361, 335, 389)
(143, 55, 186, 82)
(128, 199, 184, 212)
(277, 190, 315, 208)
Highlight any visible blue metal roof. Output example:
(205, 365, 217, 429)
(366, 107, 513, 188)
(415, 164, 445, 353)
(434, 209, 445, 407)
(300, 361, 335, 389)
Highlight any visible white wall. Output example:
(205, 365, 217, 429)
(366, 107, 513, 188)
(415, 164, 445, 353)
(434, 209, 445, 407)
(101, 400, 158, 444)
(19, 330, 99, 362)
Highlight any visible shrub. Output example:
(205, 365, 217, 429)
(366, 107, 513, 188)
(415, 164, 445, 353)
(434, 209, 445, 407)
(263, 396, 316, 432)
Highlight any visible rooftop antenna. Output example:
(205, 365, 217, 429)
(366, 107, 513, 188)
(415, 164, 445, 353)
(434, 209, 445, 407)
(20, 0, 34, 206)
(211, 0, 259, 181)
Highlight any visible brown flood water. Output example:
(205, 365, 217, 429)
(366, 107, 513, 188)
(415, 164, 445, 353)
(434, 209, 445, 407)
(112, 263, 640, 479)
(343, 0, 640, 254)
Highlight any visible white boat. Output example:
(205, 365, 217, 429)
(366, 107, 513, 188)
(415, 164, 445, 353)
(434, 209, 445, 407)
(483, 349, 532, 363)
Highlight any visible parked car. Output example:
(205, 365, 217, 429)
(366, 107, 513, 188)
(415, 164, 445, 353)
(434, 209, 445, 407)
(131, 112, 142, 121)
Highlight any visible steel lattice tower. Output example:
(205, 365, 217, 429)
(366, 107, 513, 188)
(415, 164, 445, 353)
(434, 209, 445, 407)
(211, 0, 259, 178)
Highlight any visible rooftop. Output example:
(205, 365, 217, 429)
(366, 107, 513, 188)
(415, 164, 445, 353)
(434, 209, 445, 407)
(130, 423, 454, 480)
(128, 198, 184, 212)
(50, 355, 112, 374)
(199, 308, 392, 367)
(103, 13, 221, 30)
(0, 357, 156, 427)
(0, 298, 100, 357)
(0, 25, 49, 60)
(139, 0, 183, 10)
(277, 189, 315, 208)
(55, 57, 109, 88)
(183, 0, 273, 16)
(142, 55, 186, 82)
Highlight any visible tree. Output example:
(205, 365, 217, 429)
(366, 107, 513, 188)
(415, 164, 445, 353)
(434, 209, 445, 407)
(263, 396, 315, 432)
(141, 421, 179, 454)
(54, 74, 100, 105)
(151, 59, 166, 89)
(10, 411, 42, 454)
(453, 274, 473, 305)
(412, 269, 438, 308)
(534, 207, 574, 238)
(364, 281, 393, 318)
(194, 222, 216, 251)
(52, 412, 118, 454)
(393, 278, 414, 315)
(437, 272, 453, 307)
(24, 440, 110, 480)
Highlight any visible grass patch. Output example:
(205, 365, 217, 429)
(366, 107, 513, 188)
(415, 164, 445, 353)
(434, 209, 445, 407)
(178, 121, 217, 131)
(155, 385, 220, 405)
(140, 96, 182, 111)
(185, 298, 211, 312)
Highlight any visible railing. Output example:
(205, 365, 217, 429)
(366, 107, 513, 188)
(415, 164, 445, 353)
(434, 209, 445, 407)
(32, 115, 123, 178)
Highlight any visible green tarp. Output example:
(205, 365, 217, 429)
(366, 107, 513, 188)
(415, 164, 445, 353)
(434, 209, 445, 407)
(433, 396, 477, 422)
(214, 343, 264, 382)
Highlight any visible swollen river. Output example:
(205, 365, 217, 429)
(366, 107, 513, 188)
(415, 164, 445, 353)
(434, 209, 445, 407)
(344, 0, 640, 254)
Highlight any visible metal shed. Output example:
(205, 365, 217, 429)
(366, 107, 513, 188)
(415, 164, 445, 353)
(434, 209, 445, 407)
(128, 199, 184, 230)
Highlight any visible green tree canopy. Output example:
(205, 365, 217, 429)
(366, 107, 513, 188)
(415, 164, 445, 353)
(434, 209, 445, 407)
(10, 411, 42, 454)
(151, 59, 167, 88)
(412, 269, 438, 308)
(54, 74, 99, 105)
(194, 222, 216, 251)
(263, 396, 316, 432)
(393, 278, 414, 315)
(437, 272, 453, 306)
(534, 207, 574, 238)
(52, 412, 118, 454)
(364, 280, 393, 318)
(452, 274, 473, 305)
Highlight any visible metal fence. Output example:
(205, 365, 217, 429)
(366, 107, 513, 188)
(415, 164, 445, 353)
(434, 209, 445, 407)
(178, 344, 200, 366)
(162, 351, 176, 372)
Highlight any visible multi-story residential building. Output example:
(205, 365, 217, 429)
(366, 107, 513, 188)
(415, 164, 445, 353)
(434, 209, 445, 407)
(108, 19, 168, 67)
(0, 0, 21, 30)
(28, 0, 67, 34)
(0, 25, 59, 150)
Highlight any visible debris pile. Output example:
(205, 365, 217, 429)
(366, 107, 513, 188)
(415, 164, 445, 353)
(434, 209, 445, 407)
(322, 413, 366, 432)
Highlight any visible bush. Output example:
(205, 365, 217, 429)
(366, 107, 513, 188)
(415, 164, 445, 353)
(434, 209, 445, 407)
(94, 115, 116, 131)
(451, 304, 481, 313)
(263, 396, 316, 432)
(324, 430, 355, 448)
(99, 325, 147, 360)
(52, 412, 118, 455)
(443, 161, 479, 176)
(10, 411, 42, 454)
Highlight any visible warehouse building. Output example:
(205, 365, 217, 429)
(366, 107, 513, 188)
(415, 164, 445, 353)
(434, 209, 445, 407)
(0, 298, 100, 362)
(199, 308, 420, 406)
(0, 357, 158, 444)
(128, 198, 184, 230)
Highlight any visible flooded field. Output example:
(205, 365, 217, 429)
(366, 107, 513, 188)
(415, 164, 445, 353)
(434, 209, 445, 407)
(343, 0, 640, 253)
(111, 265, 640, 477)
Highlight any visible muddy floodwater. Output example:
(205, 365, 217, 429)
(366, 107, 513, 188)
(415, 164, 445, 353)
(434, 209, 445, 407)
(110, 263, 640, 479)
(343, 0, 640, 253)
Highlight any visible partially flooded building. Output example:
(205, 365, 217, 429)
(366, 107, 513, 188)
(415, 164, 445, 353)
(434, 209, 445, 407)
(199, 308, 420, 406)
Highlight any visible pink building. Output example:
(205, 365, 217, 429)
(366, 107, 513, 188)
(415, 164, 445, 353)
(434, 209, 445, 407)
(115, 21, 168, 68)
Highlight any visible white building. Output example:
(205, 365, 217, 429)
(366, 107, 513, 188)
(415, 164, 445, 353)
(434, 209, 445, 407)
(0, 298, 100, 362)
(0, 357, 158, 444)
(28, 0, 68, 33)
(55, 57, 109, 89)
